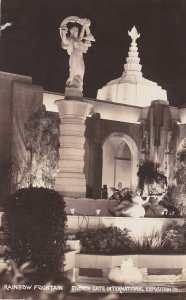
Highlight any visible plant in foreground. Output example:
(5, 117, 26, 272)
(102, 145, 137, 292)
(135, 231, 163, 254)
(76, 226, 135, 254)
(76, 221, 186, 255)
(0, 260, 71, 300)
(162, 221, 186, 253)
(4, 187, 67, 283)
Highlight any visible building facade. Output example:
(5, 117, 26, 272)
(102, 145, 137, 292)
(50, 27, 186, 199)
(0, 72, 43, 205)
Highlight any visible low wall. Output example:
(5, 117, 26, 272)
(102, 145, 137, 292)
(64, 197, 117, 216)
(75, 254, 186, 285)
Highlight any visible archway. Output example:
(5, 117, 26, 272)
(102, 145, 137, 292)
(102, 133, 139, 195)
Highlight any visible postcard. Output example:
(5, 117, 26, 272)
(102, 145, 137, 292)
(0, 0, 186, 299)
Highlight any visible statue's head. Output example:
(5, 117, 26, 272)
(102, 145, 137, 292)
(70, 26, 79, 38)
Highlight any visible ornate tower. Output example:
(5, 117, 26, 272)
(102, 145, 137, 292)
(97, 26, 168, 107)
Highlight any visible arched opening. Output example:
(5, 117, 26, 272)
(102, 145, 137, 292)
(102, 133, 139, 195)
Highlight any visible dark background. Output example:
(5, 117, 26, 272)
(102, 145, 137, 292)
(1, 0, 186, 106)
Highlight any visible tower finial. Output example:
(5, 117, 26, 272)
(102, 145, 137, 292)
(122, 26, 142, 78)
(128, 26, 140, 44)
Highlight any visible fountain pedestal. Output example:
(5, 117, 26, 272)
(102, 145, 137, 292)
(55, 99, 92, 198)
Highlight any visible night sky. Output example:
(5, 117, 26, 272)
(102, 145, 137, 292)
(1, 0, 186, 107)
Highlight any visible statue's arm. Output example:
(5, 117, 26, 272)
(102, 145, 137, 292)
(79, 18, 91, 40)
(59, 25, 69, 48)
(79, 24, 86, 40)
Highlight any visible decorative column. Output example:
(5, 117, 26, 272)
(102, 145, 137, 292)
(140, 119, 150, 161)
(55, 99, 93, 198)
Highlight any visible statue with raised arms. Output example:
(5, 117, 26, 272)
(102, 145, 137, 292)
(59, 16, 95, 93)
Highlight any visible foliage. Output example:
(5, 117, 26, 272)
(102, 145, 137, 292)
(76, 226, 135, 255)
(163, 185, 185, 216)
(0, 260, 72, 299)
(173, 142, 186, 216)
(101, 184, 108, 199)
(134, 231, 163, 254)
(137, 160, 167, 195)
(174, 141, 186, 191)
(174, 161, 186, 189)
(24, 105, 60, 189)
(135, 225, 186, 254)
(4, 187, 67, 283)
(10, 157, 31, 192)
(0, 246, 6, 258)
(162, 221, 186, 253)
(109, 187, 134, 203)
(76, 221, 186, 255)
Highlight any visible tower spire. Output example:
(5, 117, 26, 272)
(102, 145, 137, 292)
(97, 25, 168, 107)
(122, 26, 142, 79)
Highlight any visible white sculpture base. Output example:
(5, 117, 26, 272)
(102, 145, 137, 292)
(55, 98, 92, 198)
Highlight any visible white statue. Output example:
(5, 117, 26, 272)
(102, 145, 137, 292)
(59, 16, 95, 92)
(108, 258, 143, 284)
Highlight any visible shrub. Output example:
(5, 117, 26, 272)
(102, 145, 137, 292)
(76, 226, 135, 255)
(76, 221, 186, 255)
(163, 185, 184, 216)
(162, 221, 186, 254)
(24, 105, 60, 189)
(174, 140, 186, 190)
(0, 260, 72, 299)
(109, 187, 134, 202)
(137, 160, 167, 195)
(4, 187, 67, 283)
